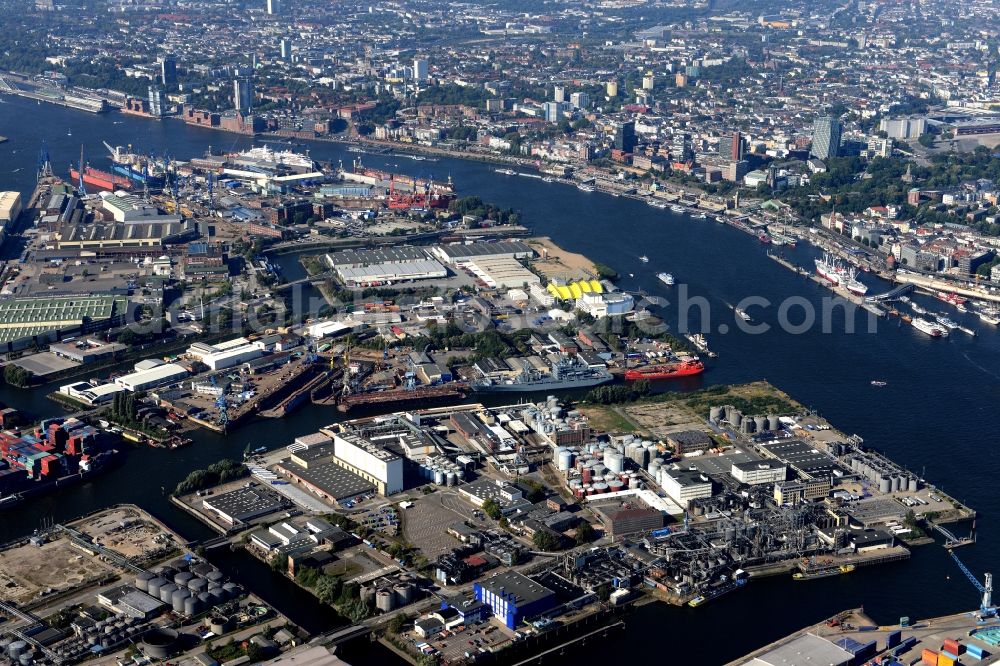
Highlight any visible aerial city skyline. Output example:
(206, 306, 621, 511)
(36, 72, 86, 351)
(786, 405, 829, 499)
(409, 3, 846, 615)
(0, 0, 997, 665)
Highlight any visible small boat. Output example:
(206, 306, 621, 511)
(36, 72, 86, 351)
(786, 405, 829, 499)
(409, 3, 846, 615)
(67, 128, 72, 136)
(628, 273, 634, 278)
(870, 380, 887, 387)
(792, 564, 856, 580)
(956, 304, 968, 313)
(657, 272, 674, 286)
(639, 255, 649, 263)
(670, 205, 685, 213)
(735, 307, 751, 322)
(978, 310, 1000, 326)
(576, 183, 595, 192)
(901, 314, 912, 323)
(692, 213, 707, 219)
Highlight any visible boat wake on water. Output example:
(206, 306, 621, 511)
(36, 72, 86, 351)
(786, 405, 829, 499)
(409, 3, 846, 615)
(962, 352, 1000, 381)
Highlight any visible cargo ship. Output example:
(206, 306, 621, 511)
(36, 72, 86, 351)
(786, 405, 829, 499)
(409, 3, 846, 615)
(471, 356, 613, 392)
(103, 142, 166, 189)
(624, 358, 704, 381)
(69, 165, 133, 192)
(815, 253, 867, 295)
(978, 310, 1000, 326)
(792, 563, 856, 580)
(688, 574, 747, 607)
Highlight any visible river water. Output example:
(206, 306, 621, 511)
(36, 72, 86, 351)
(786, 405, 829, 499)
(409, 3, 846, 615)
(1, 94, 999, 663)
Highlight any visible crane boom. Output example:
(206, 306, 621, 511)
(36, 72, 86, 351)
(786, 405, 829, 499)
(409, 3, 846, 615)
(949, 549, 994, 615)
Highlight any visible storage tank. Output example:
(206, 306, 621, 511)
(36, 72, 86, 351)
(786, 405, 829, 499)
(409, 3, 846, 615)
(393, 583, 413, 606)
(188, 577, 209, 594)
(892, 476, 902, 492)
(754, 416, 768, 432)
(198, 592, 213, 607)
(134, 572, 154, 593)
(768, 415, 781, 431)
(608, 479, 625, 493)
(648, 459, 662, 476)
(8, 641, 28, 658)
(742, 418, 756, 434)
(209, 588, 226, 606)
(446, 471, 457, 487)
(581, 468, 592, 484)
(592, 482, 610, 494)
(209, 617, 233, 635)
(146, 577, 166, 598)
(206, 570, 225, 584)
(223, 583, 242, 598)
(731, 411, 744, 428)
(18, 653, 32, 666)
(375, 588, 395, 613)
(592, 463, 607, 477)
(557, 449, 574, 471)
(879, 477, 892, 493)
(604, 451, 624, 474)
(172, 589, 191, 613)
(433, 469, 445, 485)
(174, 572, 194, 587)
(159, 583, 179, 603)
(709, 406, 724, 423)
(908, 477, 919, 492)
(183, 596, 200, 617)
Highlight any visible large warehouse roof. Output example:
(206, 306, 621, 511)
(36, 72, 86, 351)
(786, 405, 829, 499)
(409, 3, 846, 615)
(325, 246, 429, 268)
(0, 295, 128, 343)
(433, 241, 534, 261)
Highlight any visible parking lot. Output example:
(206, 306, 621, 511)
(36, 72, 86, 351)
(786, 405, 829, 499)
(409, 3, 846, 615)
(414, 620, 515, 663)
(403, 491, 473, 560)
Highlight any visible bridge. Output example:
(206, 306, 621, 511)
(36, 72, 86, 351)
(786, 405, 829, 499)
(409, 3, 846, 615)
(272, 270, 336, 292)
(930, 521, 975, 548)
(864, 283, 914, 303)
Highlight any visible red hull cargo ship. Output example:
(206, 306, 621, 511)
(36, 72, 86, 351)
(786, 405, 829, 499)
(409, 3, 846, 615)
(624, 359, 705, 381)
(69, 165, 134, 192)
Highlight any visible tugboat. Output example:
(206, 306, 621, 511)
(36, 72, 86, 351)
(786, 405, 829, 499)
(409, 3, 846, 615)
(870, 380, 887, 387)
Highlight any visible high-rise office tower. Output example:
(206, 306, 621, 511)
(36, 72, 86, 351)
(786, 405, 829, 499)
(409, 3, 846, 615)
(811, 116, 842, 160)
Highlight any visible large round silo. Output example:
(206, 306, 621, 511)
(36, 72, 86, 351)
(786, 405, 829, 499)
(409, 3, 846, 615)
(879, 478, 892, 493)
(174, 572, 194, 588)
(908, 477, 918, 492)
(557, 449, 574, 471)
(375, 588, 395, 613)
(158, 583, 179, 603)
(608, 479, 625, 493)
(183, 596, 200, 617)
(731, 411, 743, 428)
(446, 471, 457, 487)
(754, 416, 768, 432)
(206, 570, 225, 585)
(709, 406, 724, 423)
(146, 577, 166, 598)
(155, 566, 177, 581)
(172, 588, 191, 613)
(892, 476, 901, 492)
(188, 577, 209, 594)
(742, 419, 756, 434)
(222, 583, 242, 598)
(433, 469, 445, 485)
(209, 587, 226, 605)
(592, 482, 610, 495)
(8, 641, 28, 658)
(605, 452, 624, 474)
(134, 572, 154, 593)
(198, 592, 213, 607)
(393, 583, 413, 606)
(18, 652, 32, 666)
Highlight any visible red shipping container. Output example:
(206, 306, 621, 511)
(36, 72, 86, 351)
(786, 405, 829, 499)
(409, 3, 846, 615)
(922, 648, 938, 666)
(942, 639, 961, 655)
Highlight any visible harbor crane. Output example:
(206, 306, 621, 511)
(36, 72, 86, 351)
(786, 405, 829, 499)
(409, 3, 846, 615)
(948, 549, 995, 619)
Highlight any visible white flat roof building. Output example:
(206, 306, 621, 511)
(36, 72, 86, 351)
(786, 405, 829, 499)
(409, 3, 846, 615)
(115, 363, 188, 392)
(731, 460, 787, 485)
(659, 468, 713, 508)
(465, 257, 540, 290)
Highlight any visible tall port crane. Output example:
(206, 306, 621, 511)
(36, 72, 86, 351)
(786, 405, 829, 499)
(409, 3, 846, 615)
(948, 549, 995, 618)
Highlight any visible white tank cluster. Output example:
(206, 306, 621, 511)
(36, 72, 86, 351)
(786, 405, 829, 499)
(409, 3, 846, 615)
(709, 405, 782, 435)
(360, 572, 420, 613)
(848, 454, 919, 493)
(136, 559, 242, 618)
(556, 436, 656, 499)
(418, 455, 465, 487)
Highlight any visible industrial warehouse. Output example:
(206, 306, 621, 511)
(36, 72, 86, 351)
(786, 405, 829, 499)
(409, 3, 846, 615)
(0, 294, 131, 349)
